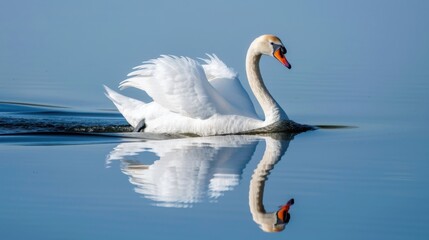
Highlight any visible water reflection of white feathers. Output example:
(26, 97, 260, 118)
(106, 133, 295, 232)
(106, 135, 259, 207)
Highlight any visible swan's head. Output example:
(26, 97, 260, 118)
(264, 198, 294, 232)
(252, 34, 291, 69)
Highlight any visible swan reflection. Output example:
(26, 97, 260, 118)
(107, 135, 259, 207)
(107, 133, 296, 232)
(249, 135, 295, 232)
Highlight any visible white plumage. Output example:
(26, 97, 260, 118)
(105, 34, 292, 136)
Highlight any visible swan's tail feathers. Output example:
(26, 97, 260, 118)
(104, 85, 146, 128)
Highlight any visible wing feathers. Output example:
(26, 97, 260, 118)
(200, 54, 238, 81)
(119, 55, 239, 119)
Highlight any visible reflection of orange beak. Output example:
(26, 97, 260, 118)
(274, 49, 291, 69)
(276, 198, 294, 222)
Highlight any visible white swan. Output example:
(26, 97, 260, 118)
(105, 34, 293, 136)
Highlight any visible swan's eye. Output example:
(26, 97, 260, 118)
(272, 43, 287, 54)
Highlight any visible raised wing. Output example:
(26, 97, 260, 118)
(120, 55, 238, 120)
(200, 54, 238, 81)
(201, 54, 258, 118)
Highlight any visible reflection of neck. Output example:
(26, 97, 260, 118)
(249, 137, 290, 232)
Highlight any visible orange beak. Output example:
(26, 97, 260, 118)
(274, 48, 291, 69)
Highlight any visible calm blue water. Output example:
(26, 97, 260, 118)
(1, 1, 429, 239)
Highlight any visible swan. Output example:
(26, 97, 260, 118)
(105, 34, 302, 136)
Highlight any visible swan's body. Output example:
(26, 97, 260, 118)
(105, 34, 293, 136)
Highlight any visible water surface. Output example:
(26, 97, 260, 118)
(1, 1, 429, 239)
(0, 98, 428, 240)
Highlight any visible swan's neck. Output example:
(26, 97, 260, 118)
(246, 47, 288, 123)
(249, 137, 290, 231)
